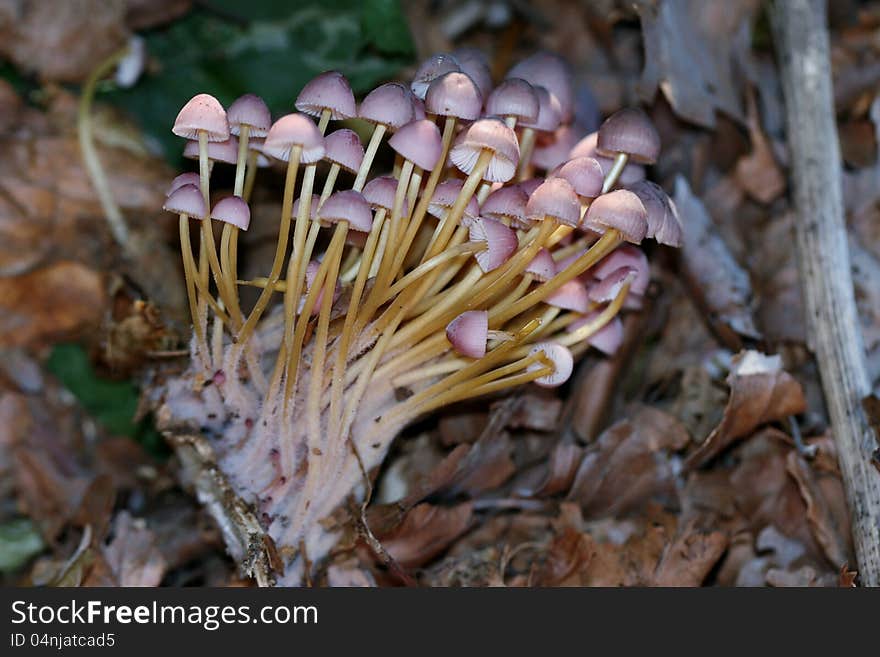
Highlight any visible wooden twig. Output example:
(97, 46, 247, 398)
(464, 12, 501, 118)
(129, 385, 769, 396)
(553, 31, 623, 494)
(771, 0, 880, 586)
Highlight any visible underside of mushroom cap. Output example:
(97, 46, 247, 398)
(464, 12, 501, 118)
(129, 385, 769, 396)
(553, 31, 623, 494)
(450, 118, 520, 183)
(295, 71, 357, 120)
(263, 113, 326, 163)
(527, 341, 574, 387)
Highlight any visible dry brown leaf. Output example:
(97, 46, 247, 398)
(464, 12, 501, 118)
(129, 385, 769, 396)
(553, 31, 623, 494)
(84, 512, 167, 586)
(675, 176, 761, 343)
(686, 351, 806, 468)
(533, 526, 594, 586)
(652, 521, 728, 586)
(379, 503, 473, 569)
(733, 90, 786, 204)
(0, 0, 129, 82)
(785, 452, 852, 569)
(0, 261, 106, 348)
(635, 0, 756, 127)
(567, 405, 689, 517)
(519, 443, 584, 498)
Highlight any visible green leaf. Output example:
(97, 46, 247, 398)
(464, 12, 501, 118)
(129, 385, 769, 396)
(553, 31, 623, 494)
(104, 2, 414, 164)
(0, 518, 44, 573)
(360, 0, 415, 56)
(46, 344, 166, 457)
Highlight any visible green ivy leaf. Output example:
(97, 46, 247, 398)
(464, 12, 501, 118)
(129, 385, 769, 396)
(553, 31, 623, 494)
(360, 0, 415, 56)
(0, 518, 44, 573)
(104, 1, 413, 163)
(46, 344, 166, 457)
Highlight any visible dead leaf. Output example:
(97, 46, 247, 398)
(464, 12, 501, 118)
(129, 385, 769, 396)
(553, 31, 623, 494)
(785, 452, 852, 569)
(686, 351, 806, 468)
(635, 0, 756, 127)
(533, 526, 594, 586)
(733, 89, 786, 204)
(652, 521, 728, 586)
(0, 0, 129, 82)
(0, 261, 106, 348)
(675, 176, 761, 343)
(567, 405, 689, 517)
(84, 511, 167, 586)
(379, 503, 473, 569)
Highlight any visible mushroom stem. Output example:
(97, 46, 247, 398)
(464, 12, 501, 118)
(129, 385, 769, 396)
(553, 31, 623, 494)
(515, 127, 536, 180)
(601, 152, 629, 193)
(352, 124, 387, 192)
(242, 150, 259, 202)
(319, 163, 341, 203)
(317, 108, 332, 135)
(328, 209, 387, 433)
(389, 116, 457, 277)
(178, 214, 206, 350)
(235, 145, 302, 348)
(380, 242, 486, 302)
(306, 221, 348, 450)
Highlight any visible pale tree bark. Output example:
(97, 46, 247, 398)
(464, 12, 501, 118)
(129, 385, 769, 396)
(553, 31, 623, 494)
(771, 0, 880, 585)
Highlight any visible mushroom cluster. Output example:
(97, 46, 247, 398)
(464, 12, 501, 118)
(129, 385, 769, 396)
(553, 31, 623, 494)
(159, 50, 682, 583)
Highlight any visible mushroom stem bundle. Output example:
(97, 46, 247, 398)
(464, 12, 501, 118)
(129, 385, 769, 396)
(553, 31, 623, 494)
(158, 52, 681, 584)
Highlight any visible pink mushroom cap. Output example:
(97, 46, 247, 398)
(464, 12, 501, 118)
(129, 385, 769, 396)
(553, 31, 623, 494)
(227, 93, 271, 137)
(183, 135, 239, 164)
(446, 310, 489, 359)
(166, 172, 201, 196)
(526, 177, 581, 227)
(596, 107, 661, 164)
(568, 312, 624, 356)
(507, 52, 574, 123)
(323, 128, 365, 173)
(295, 71, 357, 120)
(569, 132, 646, 185)
(627, 180, 682, 247)
(450, 118, 520, 182)
(555, 156, 605, 199)
(163, 183, 207, 217)
(525, 248, 557, 282)
(388, 119, 443, 171)
(428, 179, 480, 225)
(520, 86, 562, 133)
(211, 196, 251, 230)
(317, 190, 372, 232)
(527, 341, 574, 387)
(589, 244, 649, 295)
(362, 175, 407, 214)
(452, 47, 493, 101)
(545, 279, 590, 312)
(172, 93, 229, 142)
(469, 217, 518, 272)
(263, 113, 326, 163)
(291, 194, 320, 221)
(486, 78, 539, 124)
(587, 266, 636, 303)
(425, 71, 483, 120)
(583, 189, 648, 243)
(410, 53, 461, 100)
(532, 123, 587, 172)
(480, 185, 529, 226)
(359, 82, 416, 130)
